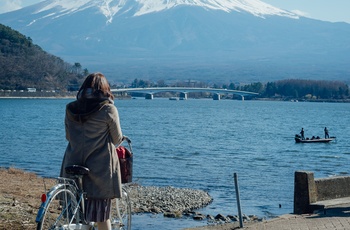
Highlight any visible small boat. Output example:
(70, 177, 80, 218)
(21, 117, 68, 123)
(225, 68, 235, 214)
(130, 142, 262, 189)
(169, 97, 179, 100)
(295, 134, 336, 143)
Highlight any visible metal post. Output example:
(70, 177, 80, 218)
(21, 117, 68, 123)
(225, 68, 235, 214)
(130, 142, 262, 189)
(234, 173, 244, 228)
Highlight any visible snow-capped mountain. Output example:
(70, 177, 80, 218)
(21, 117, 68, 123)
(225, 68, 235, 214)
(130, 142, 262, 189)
(1, 0, 349, 82)
(13, 0, 300, 25)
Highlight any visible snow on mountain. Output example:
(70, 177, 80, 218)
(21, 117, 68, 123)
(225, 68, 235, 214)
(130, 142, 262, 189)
(26, 0, 298, 26)
(133, 0, 298, 18)
(1, 0, 349, 83)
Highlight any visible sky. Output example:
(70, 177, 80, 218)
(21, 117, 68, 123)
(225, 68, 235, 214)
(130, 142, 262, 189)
(0, 0, 350, 23)
(263, 0, 350, 23)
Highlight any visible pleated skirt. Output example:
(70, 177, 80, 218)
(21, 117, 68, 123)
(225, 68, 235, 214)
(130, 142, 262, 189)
(85, 198, 112, 222)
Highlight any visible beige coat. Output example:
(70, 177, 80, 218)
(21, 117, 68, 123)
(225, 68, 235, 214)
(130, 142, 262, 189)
(60, 99, 123, 199)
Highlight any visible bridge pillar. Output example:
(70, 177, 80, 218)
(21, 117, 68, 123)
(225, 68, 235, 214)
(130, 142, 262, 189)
(241, 95, 245, 101)
(213, 93, 221, 100)
(145, 93, 153, 100)
(180, 92, 187, 100)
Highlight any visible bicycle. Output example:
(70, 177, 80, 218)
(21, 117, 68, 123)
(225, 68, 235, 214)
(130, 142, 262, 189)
(36, 137, 133, 230)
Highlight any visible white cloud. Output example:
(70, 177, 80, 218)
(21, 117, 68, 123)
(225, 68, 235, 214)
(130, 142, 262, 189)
(0, 0, 22, 14)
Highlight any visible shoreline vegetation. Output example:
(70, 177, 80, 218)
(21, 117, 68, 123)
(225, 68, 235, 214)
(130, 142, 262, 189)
(2, 78, 350, 103)
(0, 167, 260, 230)
(1, 94, 350, 103)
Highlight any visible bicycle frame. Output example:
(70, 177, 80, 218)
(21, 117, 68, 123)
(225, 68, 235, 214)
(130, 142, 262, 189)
(35, 177, 85, 226)
(36, 137, 133, 230)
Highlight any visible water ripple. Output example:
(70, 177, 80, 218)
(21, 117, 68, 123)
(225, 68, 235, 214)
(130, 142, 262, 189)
(1, 98, 350, 228)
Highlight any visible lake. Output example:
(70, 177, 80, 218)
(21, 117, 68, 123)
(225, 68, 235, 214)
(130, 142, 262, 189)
(1, 98, 349, 229)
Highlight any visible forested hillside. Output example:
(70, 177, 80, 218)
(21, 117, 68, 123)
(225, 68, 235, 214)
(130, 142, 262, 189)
(0, 24, 86, 91)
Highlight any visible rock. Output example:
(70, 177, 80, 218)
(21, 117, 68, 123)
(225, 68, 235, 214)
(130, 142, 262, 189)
(207, 214, 215, 221)
(227, 215, 238, 222)
(193, 214, 206, 220)
(12, 198, 18, 206)
(248, 215, 259, 221)
(164, 211, 183, 218)
(215, 214, 227, 221)
(164, 212, 176, 218)
(243, 214, 250, 221)
(150, 207, 161, 213)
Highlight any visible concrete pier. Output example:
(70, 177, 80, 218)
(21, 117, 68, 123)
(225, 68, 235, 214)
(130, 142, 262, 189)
(294, 171, 350, 214)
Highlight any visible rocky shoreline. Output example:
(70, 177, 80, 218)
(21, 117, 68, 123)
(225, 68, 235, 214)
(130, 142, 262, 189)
(127, 184, 213, 214)
(126, 184, 259, 225)
(0, 168, 260, 229)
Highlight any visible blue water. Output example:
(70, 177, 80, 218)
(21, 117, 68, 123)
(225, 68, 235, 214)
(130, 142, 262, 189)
(1, 98, 350, 229)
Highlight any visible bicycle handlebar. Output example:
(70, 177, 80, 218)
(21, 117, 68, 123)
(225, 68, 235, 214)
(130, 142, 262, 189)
(123, 136, 131, 144)
(120, 136, 133, 153)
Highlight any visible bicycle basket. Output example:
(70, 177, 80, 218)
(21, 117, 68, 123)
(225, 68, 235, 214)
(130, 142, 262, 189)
(116, 145, 133, 183)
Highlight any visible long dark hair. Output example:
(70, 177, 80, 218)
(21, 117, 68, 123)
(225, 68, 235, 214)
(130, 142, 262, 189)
(77, 72, 114, 100)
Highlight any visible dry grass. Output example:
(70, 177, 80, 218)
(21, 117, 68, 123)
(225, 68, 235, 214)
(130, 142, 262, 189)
(0, 167, 56, 230)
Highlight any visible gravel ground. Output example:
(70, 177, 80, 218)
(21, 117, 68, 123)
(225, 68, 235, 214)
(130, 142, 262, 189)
(0, 168, 221, 229)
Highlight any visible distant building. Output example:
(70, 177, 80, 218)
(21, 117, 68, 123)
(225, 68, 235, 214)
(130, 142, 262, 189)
(27, 88, 36, 92)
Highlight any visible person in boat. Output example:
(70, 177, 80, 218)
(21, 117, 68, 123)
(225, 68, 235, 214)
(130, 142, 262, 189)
(300, 128, 305, 140)
(324, 127, 329, 139)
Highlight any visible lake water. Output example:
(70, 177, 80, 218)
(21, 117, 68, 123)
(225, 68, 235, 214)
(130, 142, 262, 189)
(1, 98, 350, 229)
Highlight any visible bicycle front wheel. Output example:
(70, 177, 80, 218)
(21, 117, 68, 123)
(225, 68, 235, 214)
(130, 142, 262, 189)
(36, 187, 80, 230)
(111, 187, 131, 230)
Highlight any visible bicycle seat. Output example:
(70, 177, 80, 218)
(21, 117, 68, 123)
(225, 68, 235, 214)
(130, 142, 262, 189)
(65, 165, 90, 176)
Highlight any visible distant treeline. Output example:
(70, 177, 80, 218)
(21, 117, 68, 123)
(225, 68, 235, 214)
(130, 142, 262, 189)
(261, 79, 349, 100)
(129, 78, 350, 100)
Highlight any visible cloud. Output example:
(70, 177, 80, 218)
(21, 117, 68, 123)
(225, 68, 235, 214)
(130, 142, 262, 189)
(0, 0, 22, 14)
(290, 9, 309, 18)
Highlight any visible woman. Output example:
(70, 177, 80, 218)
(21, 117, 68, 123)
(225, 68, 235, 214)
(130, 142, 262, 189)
(60, 72, 124, 230)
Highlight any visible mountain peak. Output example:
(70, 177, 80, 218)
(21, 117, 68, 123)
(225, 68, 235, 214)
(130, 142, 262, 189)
(28, 0, 298, 25)
(3, 0, 347, 84)
(134, 0, 298, 18)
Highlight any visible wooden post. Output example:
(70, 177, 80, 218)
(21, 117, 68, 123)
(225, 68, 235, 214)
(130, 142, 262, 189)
(234, 173, 243, 228)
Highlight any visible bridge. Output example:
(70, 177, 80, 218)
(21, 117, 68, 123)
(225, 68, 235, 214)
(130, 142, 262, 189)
(111, 87, 259, 100)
